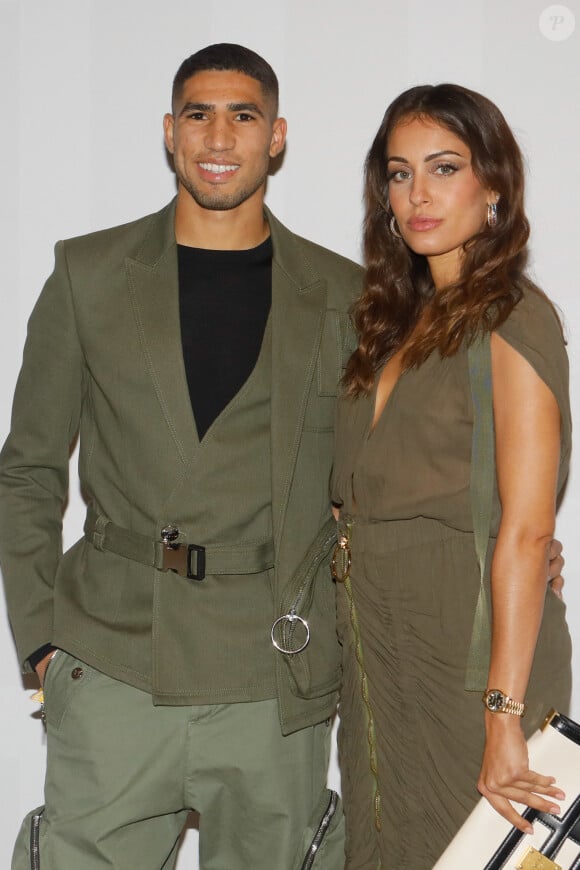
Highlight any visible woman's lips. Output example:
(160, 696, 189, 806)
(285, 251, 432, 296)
(407, 217, 442, 231)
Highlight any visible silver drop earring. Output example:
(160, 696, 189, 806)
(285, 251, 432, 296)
(487, 201, 498, 228)
(389, 215, 402, 239)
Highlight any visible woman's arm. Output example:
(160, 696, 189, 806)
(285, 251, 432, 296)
(477, 332, 565, 833)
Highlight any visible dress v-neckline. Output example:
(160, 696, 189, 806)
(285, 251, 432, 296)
(368, 360, 406, 439)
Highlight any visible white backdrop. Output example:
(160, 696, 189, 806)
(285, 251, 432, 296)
(1, 1, 579, 866)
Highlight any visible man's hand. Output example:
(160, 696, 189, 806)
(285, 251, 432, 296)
(35, 650, 57, 687)
(548, 538, 564, 599)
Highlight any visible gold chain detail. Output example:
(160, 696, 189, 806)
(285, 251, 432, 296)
(343, 567, 383, 833)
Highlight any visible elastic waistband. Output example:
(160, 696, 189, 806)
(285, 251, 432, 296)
(84, 506, 275, 580)
(348, 515, 479, 554)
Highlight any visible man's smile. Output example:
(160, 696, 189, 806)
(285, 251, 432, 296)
(197, 161, 240, 177)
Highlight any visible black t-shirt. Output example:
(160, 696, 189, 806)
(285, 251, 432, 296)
(177, 237, 273, 440)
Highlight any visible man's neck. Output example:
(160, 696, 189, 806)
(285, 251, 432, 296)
(174, 189, 270, 251)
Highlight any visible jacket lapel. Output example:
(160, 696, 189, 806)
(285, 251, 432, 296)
(125, 201, 328, 514)
(267, 209, 328, 549)
(125, 199, 199, 464)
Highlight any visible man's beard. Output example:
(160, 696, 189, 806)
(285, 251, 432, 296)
(178, 166, 268, 212)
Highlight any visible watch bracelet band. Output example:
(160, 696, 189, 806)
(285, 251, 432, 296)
(482, 689, 527, 717)
(500, 696, 526, 716)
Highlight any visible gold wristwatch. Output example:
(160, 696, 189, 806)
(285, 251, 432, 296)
(482, 689, 526, 717)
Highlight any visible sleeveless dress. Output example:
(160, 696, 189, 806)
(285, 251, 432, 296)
(331, 289, 573, 869)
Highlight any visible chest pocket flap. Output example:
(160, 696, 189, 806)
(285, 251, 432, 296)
(317, 309, 355, 397)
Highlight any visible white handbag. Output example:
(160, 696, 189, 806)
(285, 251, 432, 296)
(433, 710, 580, 869)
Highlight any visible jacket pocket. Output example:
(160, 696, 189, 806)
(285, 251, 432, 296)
(304, 310, 353, 432)
(273, 519, 341, 700)
(317, 309, 354, 397)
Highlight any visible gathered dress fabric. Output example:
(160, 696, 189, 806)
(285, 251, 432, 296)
(331, 289, 573, 869)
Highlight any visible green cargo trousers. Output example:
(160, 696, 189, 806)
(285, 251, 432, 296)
(12, 651, 344, 870)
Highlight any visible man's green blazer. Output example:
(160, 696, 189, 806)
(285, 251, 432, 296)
(0, 199, 362, 734)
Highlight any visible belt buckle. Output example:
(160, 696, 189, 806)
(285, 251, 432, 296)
(161, 534, 206, 582)
(185, 543, 205, 581)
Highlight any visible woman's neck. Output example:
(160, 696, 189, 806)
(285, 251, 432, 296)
(427, 249, 461, 290)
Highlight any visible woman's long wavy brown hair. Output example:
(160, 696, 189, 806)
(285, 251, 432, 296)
(344, 83, 540, 397)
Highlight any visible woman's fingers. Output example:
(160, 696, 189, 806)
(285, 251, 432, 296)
(511, 773, 564, 798)
(479, 768, 566, 832)
(497, 787, 560, 814)
(480, 766, 561, 795)
(483, 792, 535, 834)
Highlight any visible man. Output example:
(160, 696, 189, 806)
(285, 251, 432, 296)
(0, 43, 565, 870)
(0, 44, 360, 869)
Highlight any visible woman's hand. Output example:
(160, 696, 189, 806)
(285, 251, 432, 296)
(477, 716, 565, 833)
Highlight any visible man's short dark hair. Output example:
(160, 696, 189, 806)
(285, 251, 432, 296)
(172, 43, 279, 115)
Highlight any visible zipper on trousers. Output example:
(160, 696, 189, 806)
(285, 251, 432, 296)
(300, 790, 339, 870)
(30, 810, 43, 870)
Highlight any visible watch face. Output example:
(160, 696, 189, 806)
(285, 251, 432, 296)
(486, 690, 505, 712)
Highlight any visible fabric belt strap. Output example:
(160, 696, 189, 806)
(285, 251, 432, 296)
(84, 505, 275, 580)
(465, 332, 495, 691)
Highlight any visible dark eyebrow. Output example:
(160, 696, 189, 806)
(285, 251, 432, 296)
(228, 102, 265, 118)
(179, 102, 213, 117)
(424, 149, 463, 161)
(178, 101, 265, 119)
(387, 149, 464, 163)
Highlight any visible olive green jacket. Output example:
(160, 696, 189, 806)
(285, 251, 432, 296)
(0, 199, 361, 734)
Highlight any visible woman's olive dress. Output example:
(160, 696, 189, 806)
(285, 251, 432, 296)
(331, 289, 572, 869)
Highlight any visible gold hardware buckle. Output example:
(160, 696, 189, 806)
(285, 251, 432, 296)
(517, 847, 561, 870)
(331, 535, 351, 583)
(541, 708, 559, 731)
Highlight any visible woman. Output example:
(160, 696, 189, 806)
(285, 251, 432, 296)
(331, 84, 572, 868)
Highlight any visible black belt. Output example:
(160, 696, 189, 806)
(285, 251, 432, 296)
(84, 506, 274, 582)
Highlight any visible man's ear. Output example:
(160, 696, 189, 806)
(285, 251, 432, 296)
(269, 117, 287, 158)
(163, 113, 175, 154)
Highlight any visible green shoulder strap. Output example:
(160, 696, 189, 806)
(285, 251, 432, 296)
(465, 332, 495, 691)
